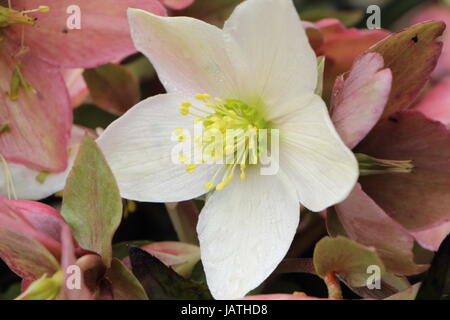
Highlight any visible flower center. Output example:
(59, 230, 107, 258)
(178, 94, 269, 191)
(0, 4, 48, 28)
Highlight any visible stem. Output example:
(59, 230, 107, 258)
(324, 272, 343, 300)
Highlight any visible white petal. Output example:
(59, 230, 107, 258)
(277, 94, 358, 212)
(222, 0, 317, 116)
(197, 168, 300, 299)
(0, 126, 86, 200)
(127, 8, 237, 98)
(97, 93, 218, 202)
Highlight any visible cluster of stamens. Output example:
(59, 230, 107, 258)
(175, 94, 268, 191)
(0, 5, 49, 28)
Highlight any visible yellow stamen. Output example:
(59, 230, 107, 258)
(186, 163, 197, 173)
(204, 181, 214, 190)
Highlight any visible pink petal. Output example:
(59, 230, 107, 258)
(0, 197, 61, 257)
(8, 0, 167, 68)
(0, 197, 60, 280)
(9, 199, 65, 243)
(411, 221, 450, 252)
(333, 184, 427, 275)
(160, 0, 194, 10)
(313, 18, 389, 98)
(63, 69, 88, 108)
(0, 40, 71, 172)
(331, 53, 392, 148)
(356, 111, 450, 231)
(414, 79, 450, 127)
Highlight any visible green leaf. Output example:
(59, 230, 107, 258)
(313, 236, 385, 287)
(177, 0, 244, 27)
(128, 246, 212, 300)
(416, 235, 450, 300)
(61, 135, 123, 266)
(369, 21, 445, 118)
(106, 258, 148, 300)
(83, 64, 140, 115)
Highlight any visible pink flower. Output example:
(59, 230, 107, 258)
(304, 18, 389, 99)
(414, 79, 450, 128)
(328, 21, 450, 277)
(0, 0, 167, 173)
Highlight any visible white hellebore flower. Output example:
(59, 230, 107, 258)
(97, 0, 358, 299)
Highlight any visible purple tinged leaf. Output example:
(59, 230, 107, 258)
(61, 135, 122, 267)
(368, 21, 445, 118)
(313, 236, 385, 287)
(106, 258, 148, 300)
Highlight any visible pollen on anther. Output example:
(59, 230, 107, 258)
(204, 181, 214, 190)
(186, 164, 197, 173)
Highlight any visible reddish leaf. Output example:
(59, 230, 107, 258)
(369, 22, 445, 118)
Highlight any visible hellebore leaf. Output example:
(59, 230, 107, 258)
(7, 0, 167, 68)
(346, 272, 411, 300)
(369, 21, 445, 118)
(0, 40, 71, 172)
(356, 111, 450, 231)
(128, 246, 212, 300)
(331, 184, 428, 275)
(83, 64, 140, 115)
(331, 52, 392, 149)
(313, 236, 385, 287)
(416, 234, 450, 300)
(61, 135, 122, 266)
(106, 258, 148, 300)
